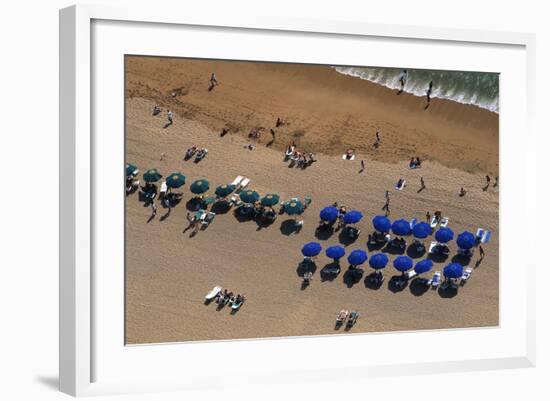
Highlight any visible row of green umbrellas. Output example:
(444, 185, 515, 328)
(131, 165, 289, 208)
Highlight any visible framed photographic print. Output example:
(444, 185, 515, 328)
(60, 4, 536, 396)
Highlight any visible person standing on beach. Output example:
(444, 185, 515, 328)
(486, 175, 491, 185)
(426, 81, 433, 104)
(398, 69, 408, 91)
(420, 176, 426, 190)
(151, 201, 157, 218)
(167, 110, 173, 125)
(426, 211, 431, 222)
(376, 130, 381, 144)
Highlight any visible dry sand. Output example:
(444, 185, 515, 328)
(125, 57, 499, 344)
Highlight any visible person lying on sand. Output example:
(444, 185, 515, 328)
(459, 187, 467, 197)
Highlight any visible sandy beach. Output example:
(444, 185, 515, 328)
(125, 57, 499, 344)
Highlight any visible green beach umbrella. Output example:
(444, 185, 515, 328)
(143, 168, 162, 183)
(239, 189, 260, 204)
(284, 200, 305, 215)
(166, 172, 186, 189)
(261, 193, 280, 206)
(190, 179, 210, 194)
(126, 163, 138, 177)
(215, 184, 236, 198)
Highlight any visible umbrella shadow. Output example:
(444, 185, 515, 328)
(211, 201, 232, 215)
(255, 215, 277, 230)
(314, 224, 335, 240)
(320, 262, 341, 282)
(233, 207, 255, 223)
(296, 260, 317, 277)
(338, 229, 359, 246)
(388, 275, 408, 293)
(364, 272, 384, 290)
(185, 198, 203, 212)
(406, 244, 426, 259)
(409, 277, 430, 296)
(383, 242, 406, 255)
(438, 283, 458, 298)
(452, 254, 471, 266)
(427, 252, 449, 264)
(343, 267, 363, 288)
(280, 219, 301, 235)
(366, 239, 387, 252)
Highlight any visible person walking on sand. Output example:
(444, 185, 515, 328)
(459, 187, 466, 197)
(210, 72, 218, 86)
(167, 110, 173, 125)
(426, 81, 433, 103)
(151, 201, 157, 218)
(375, 130, 381, 145)
(420, 176, 426, 190)
(486, 175, 491, 185)
(426, 211, 431, 222)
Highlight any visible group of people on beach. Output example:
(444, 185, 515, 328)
(397, 69, 434, 108)
(284, 143, 317, 168)
(152, 105, 174, 127)
(184, 146, 208, 162)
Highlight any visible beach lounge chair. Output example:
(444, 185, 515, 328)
(231, 176, 244, 187)
(323, 265, 341, 275)
(406, 270, 417, 279)
(231, 295, 245, 311)
(346, 311, 359, 328)
(430, 216, 439, 228)
(430, 271, 441, 289)
(201, 212, 216, 227)
(409, 218, 418, 230)
(160, 181, 167, 197)
(476, 228, 492, 244)
(460, 267, 473, 286)
(440, 217, 449, 227)
(336, 310, 349, 327)
(395, 180, 406, 190)
(205, 286, 222, 301)
(238, 177, 251, 191)
(342, 154, 355, 161)
(195, 149, 208, 162)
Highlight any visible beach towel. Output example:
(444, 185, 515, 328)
(395, 180, 406, 190)
(342, 154, 355, 161)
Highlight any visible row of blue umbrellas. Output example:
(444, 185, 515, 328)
(301, 242, 463, 279)
(318, 207, 477, 250)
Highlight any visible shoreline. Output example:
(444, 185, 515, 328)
(125, 56, 499, 175)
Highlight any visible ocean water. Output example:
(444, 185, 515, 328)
(333, 66, 499, 113)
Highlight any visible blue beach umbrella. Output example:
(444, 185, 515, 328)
(372, 215, 391, 233)
(443, 263, 464, 279)
(325, 245, 345, 260)
(215, 184, 236, 198)
(347, 249, 368, 266)
(343, 210, 363, 225)
(435, 227, 454, 243)
(412, 222, 431, 239)
(369, 253, 389, 270)
(240, 189, 260, 204)
(393, 256, 413, 273)
(456, 231, 476, 250)
(414, 259, 434, 275)
(166, 172, 186, 189)
(261, 193, 280, 206)
(391, 219, 411, 236)
(143, 168, 162, 183)
(284, 200, 305, 215)
(302, 242, 322, 257)
(320, 206, 339, 222)
(190, 179, 210, 194)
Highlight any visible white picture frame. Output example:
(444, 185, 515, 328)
(59, 4, 536, 397)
